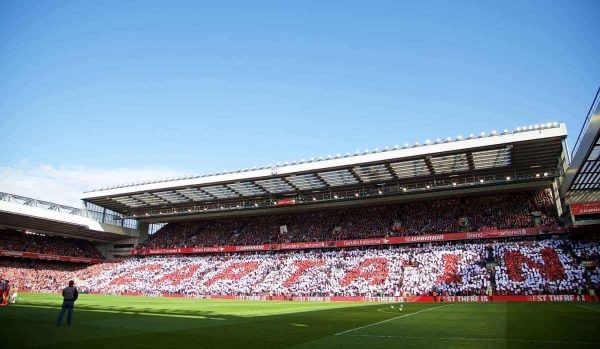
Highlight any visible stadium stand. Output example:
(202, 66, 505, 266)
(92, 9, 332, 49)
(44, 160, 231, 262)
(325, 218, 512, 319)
(572, 240, 600, 292)
(0, 258, 87, 292)
(493, 239, 586, 295)
(0, 229, 105, 259)
(3, 237, 596, 298)
(139, 190, 558, 249)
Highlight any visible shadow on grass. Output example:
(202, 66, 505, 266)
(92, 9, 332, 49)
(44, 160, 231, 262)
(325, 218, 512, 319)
(0, 299, 394, 349)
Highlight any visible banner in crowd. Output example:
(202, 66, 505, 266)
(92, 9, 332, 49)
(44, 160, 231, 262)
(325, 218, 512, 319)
(132, 225, 564, 256)
(570, 202, 600, 216)
(0, 250, 103, 264)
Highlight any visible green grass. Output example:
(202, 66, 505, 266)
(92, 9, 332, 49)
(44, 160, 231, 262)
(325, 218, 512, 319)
(1, 294, 599, 349)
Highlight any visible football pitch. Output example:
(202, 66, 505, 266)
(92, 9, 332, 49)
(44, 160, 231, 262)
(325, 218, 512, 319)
(1, 294, 599, 349)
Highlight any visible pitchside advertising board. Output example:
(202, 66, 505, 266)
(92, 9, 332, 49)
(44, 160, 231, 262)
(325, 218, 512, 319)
(24, 291, 594, 303)
(132, 225, 564, 256)
(169, 294, 596, 303)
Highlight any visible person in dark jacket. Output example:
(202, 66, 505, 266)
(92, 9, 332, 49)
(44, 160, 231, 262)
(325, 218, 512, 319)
(56, 280, 78, 326)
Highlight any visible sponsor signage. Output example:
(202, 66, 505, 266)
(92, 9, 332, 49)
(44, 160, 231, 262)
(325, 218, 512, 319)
(132, 226, 564, 256)
(571, 202, 600, 216)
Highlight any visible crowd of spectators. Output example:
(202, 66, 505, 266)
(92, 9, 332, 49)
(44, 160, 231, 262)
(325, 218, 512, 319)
(494, 239, 586, 295)
(0, 258, 87, 292)
(82, 239, 592, 297)
(572, 240, 600, 263)
(140, 190, 558, 249)
(400, 244, 490, 296)
(0, 229, 105, 259)
(572, 240, 600, 291)
(4, 237, 594, 297)
(75, 244, 491, 297)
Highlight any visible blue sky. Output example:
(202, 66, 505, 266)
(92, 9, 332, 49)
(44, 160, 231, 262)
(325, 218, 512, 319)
(0, 1, 598, 205)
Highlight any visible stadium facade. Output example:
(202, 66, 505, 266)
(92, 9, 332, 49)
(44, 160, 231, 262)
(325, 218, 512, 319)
(0, 118, 595, 258)
(82, 123, 569, 245)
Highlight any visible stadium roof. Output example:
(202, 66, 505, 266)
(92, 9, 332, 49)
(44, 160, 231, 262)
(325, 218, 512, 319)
(82, 123, 567, 220)
(562, 87, 600, 204)
(0, 192, 139, 241)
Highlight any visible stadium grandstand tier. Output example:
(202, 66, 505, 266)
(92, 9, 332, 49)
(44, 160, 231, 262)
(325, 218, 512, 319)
(2, 237, 596, 298)
(139, 190, 558, 249)
(0, 228, 105, 260)
(0, 258, 88, 293)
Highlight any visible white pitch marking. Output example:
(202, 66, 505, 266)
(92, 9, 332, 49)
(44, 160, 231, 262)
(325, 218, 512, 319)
(575, 304, 600, 312)
(334, 303, 455, 336)
(339, 334, 600, 345)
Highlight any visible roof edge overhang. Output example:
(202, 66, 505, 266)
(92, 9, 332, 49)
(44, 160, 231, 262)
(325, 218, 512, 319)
(0, 200, 139, 242)
(562, 89, 600, 197)
(83, 124, 567, 201)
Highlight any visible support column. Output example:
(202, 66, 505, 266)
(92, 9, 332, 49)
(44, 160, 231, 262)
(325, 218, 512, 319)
(137, 222, 150, 245)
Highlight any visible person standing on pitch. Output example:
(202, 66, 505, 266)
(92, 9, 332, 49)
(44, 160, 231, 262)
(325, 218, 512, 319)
(56, 280, 78, 327)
